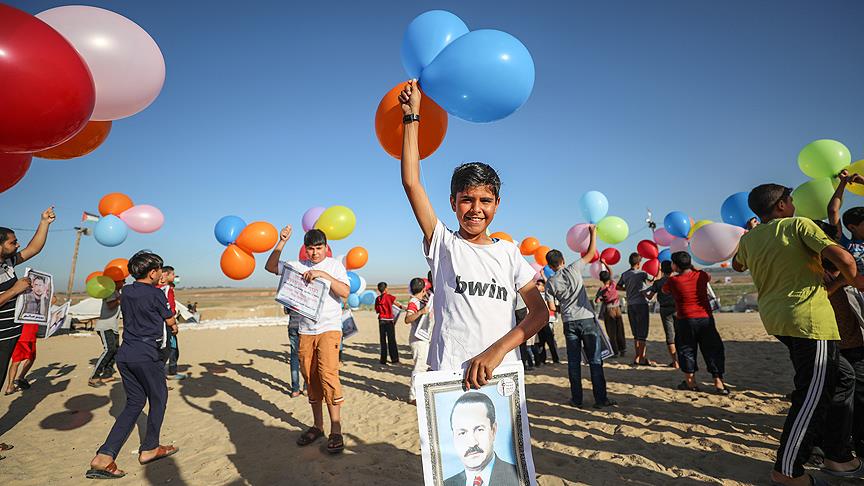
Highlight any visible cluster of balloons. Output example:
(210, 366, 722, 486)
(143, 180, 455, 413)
(344, 246, 373, 309)
(301, 206, 357, 241)
(214, 216, 278, 280)
(650, 209, 746, 267)
(792, 139, 853, 220)
(401, 10, 535, 123)
(577, 191, 629, 245)
(634, 239, 661, 277)
(85, 258, 129, 299)
(0, 5, 164, 193)
(94, 193, 164, 247)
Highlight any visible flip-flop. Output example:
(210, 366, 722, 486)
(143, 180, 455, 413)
(327, 433, 345, 454)
(822, 458, 864, 478)
(85, 461, 126, 479)
(138, 445, 178, 465)
(677, 381, 700, 392)
(0, 443, 13, 451)
(88, 381, 105, 389)
(770, 475, 832, 486)
(296, 426, 324, 446)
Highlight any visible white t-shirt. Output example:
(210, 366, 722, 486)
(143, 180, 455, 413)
(407, 295, 431, 344)
(278, 257, 349, 335)
(424, 220, 536, 371)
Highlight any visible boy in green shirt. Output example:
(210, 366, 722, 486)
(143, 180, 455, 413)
(734, 183, 864, 485)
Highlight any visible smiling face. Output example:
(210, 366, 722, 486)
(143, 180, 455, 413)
(451, 402, 497, 472)
(450, 185, 499, 240)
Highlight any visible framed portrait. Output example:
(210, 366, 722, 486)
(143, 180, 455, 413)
(415, 362, 537, 486)
(341, 310, 358, 340)
(392, 304, 403, 323)
(44, 302, 70, 338)
(14, 269, 53, 324)
(275, 264, 327, 321)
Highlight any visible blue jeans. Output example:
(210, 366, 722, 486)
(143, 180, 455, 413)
(288, 326, 303, 394)
(564, 318, 608, 405)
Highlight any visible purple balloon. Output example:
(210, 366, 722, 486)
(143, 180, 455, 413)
(302, 206, 326, 232)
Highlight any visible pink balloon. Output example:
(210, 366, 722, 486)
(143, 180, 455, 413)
(302, 206, 326, 232)
(530, 261, 543, 281)
(119, 204, 164, 233)
(36, 6, 165, 121)
(669, 237, 689, 253)
(589, 261, 604, 280)
(690, 223, 746, 264)
(566, 224, 591, 253)
(653, 228, 675, 247)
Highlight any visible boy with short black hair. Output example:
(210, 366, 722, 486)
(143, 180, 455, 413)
(644, 260, 679, 368)
(374, 281, 404, 365)
(89, 289, 121, 388)
(405, 277, 431, 404)
(159, 266, 185, 380)
(735, 183, 864, 485)
(265, 226, 350, 453)
(618, 252, 654, 366)
(399, 80, 547, 387)
(87, 251, 178, 479)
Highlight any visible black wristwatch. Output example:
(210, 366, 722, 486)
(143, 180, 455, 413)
(403, 113, 420, 124)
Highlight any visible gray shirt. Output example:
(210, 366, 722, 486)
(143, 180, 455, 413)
(619, 268, 651, 306)
(648, 276, 676, 311)
(95, 291, 121, 332)
(545, 260, 594, 322)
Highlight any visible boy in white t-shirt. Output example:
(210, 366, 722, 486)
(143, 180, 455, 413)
(405, 277, 431, 404)
(265, 226, 350, 454)
(398, 80, 548, 388)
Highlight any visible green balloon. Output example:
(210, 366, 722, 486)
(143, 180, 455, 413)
(798, 139, 850, 179)
(792, 177, 836, 220)
(597, 216, 629, 244)
(86, 276, 116, 299)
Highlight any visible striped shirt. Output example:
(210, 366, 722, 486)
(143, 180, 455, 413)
(0, 254, 22, 342)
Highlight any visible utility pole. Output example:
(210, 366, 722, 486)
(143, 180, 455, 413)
(66, 226, 90, 303)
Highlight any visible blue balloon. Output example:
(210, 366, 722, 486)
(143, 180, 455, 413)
(94, 215, 128, 247)
(664, 211, 691, 239)
(579, 191, 609, 224)
(542, 265, 554, 278)
(658, 248, 672, 262)
(401, 10, 469, 79)
(721, 192, 758, 228)
(347, 271, 360, 294)
(214, 215, 247, 246)
(360, 290, 376, 306)
(348, 293, 360, 308)
(420, 29, 535, 123)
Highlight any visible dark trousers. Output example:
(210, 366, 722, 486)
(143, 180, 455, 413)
(166, 335, 180, 375)
(98, 359, 168, 458)
(534, 324, 560, 364)
(602, 305, 626, 355)
(378, 319, 399, 364)
(520, 343, 535, 368)
(563, 318, 608, 405)
(774, 336, 853, 478)
(288, 326, 304, 393)
(840, 347, 864, 457)
(0, 334, 20, 390)
(92, 330, 119, 379)
(675, 317, 725, 378)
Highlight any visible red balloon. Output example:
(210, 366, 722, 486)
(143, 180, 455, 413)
(600, 248, 620, 265)
(642, 259, 660, 277)
(0, 153, 32, 193)
(637, 239, 659, 260)
(581, 248, 600, 263)
(0, 4, 95, 153)
(299, 244, 333, 261)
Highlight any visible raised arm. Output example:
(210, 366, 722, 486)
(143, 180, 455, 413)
(579, 225, 598, 265)
(399, 80, 437, 244)
(264, 225, 291, 275)
(828, 170, 849, 229)
(822, 245, 864, 290)
(18, 207, 56, 263)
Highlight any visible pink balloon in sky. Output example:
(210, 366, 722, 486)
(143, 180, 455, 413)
(36, 5, 166, 121)
(589, 261, 604, 280)
(669, 237, 689, 253)
(690, 223, 746, 264)
(566, 224, 591, 253)
(653, 228, 675, 247)
(302, 206, 327, 232)
(120, 204, 164, 233)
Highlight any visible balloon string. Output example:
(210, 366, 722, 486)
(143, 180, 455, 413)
(7, 227, 79, 233)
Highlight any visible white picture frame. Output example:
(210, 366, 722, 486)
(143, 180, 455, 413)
(14, 268, 53, 324)
(275, 264, 327, 321)
(44, 302, 70, 338)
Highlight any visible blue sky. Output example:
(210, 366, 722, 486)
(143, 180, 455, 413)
(4, 0, 864, 290)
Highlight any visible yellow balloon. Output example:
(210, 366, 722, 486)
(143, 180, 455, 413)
(688, 219, 713, 239)
(845, 160, 864, 196)
(314, 205, 356, 240)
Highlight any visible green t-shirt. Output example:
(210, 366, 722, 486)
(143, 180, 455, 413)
(733, 217, 838, 340)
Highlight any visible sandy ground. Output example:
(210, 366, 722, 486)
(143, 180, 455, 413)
(0, 311, 857, 486)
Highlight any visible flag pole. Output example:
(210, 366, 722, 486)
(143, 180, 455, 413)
(66, 226, 90, 303)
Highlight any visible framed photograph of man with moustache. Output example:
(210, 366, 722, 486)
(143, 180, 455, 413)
(414, 362, 537, 486)
(14, 269, 54, 324)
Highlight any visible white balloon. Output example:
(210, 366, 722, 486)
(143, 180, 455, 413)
(357, 276, 367, 295)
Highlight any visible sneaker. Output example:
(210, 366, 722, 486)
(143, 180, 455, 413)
(593, 399, 618, 409)
(568, 400, 583, 408)
(167, 373, 188, 381)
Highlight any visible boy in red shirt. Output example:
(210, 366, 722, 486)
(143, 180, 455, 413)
(374, 282, 404, 365)
(662, 251, 728, 394)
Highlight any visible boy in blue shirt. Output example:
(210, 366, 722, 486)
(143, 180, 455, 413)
(87, 251, 178, 479)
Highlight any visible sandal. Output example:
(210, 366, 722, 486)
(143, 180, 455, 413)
(138, 445, 179, 465)
(327, 433, 345, 454)
(677, 380, 700, 392)
(290, 391, 302, 398)
(714, 387, 731, 396)
(822, 457, 864, 478)
(0, 443, 12, 451)
(15, 379, 30, 390)
(85, 461, 126, 479)
(88, 380, 105, 388)
(3, 387, 18, 396)
(296, 426, 324, 446)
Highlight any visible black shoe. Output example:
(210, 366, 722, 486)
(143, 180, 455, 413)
(593, 399, 618, 409)
(14, 379, 30, 390)
(568, 400, 583, 408)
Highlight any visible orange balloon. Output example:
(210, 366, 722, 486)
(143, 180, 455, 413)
(346, 246, 368, 270)
(534, 245, 551, 266)
(99, 193, 133, 217)
(104, 258, 130, 279)
(235, 222, 278, 254)
(221, 244, 255, 280)
(720, 262, 729, 268)
(85, 271, 103, 283)
(520, 237, 540, 256)
(103, 266, 125, 282)
(34, 121, 112, 160)
(490, 231, 513, 243)
(375, 82, 448, 160)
